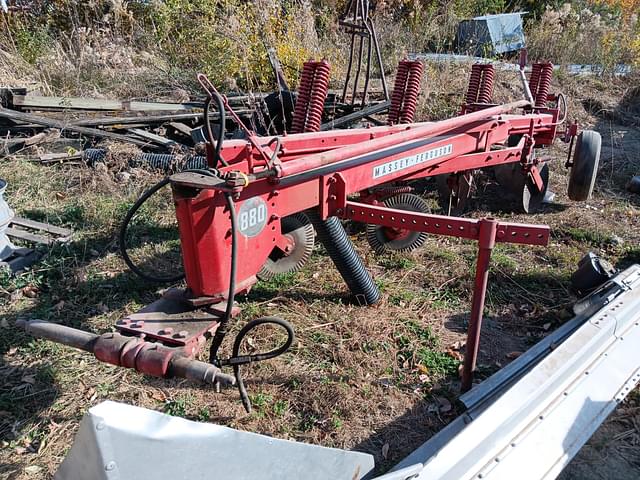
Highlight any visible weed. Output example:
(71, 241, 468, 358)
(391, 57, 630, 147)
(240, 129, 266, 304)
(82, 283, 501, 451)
(272, 400, 289, 417)
(163, 395, 192, 418)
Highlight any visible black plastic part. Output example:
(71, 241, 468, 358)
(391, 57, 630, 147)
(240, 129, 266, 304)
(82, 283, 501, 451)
(571, 252, 617, 295)
(306, 210, 380, 305)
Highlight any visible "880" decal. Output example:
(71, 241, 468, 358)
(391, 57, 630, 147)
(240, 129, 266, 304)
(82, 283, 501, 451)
(237, 197, 268, 237)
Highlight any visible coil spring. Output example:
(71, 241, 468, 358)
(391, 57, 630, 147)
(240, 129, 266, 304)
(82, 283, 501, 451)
(534, 62, 553, 108)
(305, 60, 331, 133)
(528, 63, 541, 103)
(291, 60, 331, 133)
(291, 62, 317, 133)
(388, 60, 411, 125)
(465, 63, 483, 105)
(399, 61, 424, 124)
(477, 64, 495, 104)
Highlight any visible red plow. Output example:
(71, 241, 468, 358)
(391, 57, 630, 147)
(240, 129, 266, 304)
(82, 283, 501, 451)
(19, 53, 601, 411)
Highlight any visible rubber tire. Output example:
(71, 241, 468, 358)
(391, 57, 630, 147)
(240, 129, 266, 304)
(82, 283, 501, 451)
(568, 130, 601, 201)
(366, 193, 430, 254)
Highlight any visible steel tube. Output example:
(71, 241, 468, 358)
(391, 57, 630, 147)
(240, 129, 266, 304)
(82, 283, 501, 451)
(170, 355, 236, 386)
(461, 218, 498, 392)
(17, 319, 236, 386)
(279, 100, 530, 177)
(17, 319, 99, 352)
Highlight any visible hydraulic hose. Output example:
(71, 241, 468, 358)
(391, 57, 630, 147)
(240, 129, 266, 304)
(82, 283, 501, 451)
(208, 192, 238, 364)
(306, 210, 380, 305)
(119, 177, 185, 283)
(219, 316, 295, 413)
(204, 94, 228, 167)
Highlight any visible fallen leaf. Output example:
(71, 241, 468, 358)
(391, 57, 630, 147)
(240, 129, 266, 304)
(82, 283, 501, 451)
(381, 442, 390, 459)
(150, 389, 167, 402)
(21, 375, 36, 385)
(417, 364, 429, 374)
(54, 300, 65, 311)
(447, 349, 463, 361)
(543, 322, 552, 331)
(24, 465, 42, 475)
(506, 351, 523, 360)
(22, 286, 38, 299)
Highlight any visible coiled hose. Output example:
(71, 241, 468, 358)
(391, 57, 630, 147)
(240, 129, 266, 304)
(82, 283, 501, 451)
(306, 210, 380, 305)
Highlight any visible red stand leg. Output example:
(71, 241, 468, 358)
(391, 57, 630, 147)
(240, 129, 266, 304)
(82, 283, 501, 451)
(461, 218, 498, 392)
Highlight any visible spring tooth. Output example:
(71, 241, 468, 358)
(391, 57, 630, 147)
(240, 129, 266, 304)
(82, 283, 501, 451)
(399, 61, 423, 124)
(291, 61, 317, 133)
(534, 62, 553, 108)
(465, 63, 483, 105)
(388, 60, 410, 125)
(305, 60, 331, 133)
(477, 64, 495, 104)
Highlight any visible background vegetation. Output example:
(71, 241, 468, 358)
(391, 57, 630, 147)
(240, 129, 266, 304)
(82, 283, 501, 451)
(0, 0, 638, 97)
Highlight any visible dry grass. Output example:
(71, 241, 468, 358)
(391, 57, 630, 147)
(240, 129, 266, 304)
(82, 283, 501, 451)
(1, 69, 640, 480)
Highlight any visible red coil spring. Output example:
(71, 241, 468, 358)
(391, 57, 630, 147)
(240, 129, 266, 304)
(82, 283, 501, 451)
(534, 62, 553, 108)
(291, 61, 316, 133)
(528, 63, 541, 103)
(477, 64, 495, 104)
(465, 63, 483, 105)
(399, 61, 424, 124)
(304, 60, 331, 133)
(388, 60, 411, 125)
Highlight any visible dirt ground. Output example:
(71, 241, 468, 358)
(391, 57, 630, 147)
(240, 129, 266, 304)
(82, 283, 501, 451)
(1, 71, 640, 479)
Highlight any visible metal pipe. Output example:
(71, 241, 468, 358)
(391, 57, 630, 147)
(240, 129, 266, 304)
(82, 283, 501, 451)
(279, 100, 530, 177)
(461, 218, 498, 392)
(17, 319, 99, 352)
(17, 319, 235, 386)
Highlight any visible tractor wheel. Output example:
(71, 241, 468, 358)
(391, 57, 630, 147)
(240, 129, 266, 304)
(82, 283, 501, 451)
(366, 193, 430, 254)
(257, 213, 315, 280)
(568, 130, 601, 201)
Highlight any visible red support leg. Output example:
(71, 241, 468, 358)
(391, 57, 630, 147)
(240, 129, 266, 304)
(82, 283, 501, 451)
(461, 218, 498, 392)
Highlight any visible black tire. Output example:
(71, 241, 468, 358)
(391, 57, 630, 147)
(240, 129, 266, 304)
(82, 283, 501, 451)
(568, 130, 601, 201)
(366, 193, 430, 254)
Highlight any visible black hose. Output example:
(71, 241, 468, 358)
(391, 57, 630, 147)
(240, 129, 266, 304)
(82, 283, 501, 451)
(119, 177, 185, 283)
(219, 316, 295, 413)
(208, 192, 238, 363)
(306, 210, 380, 305)
(204, 94, 228, 167)
(119, 168, 222, 283)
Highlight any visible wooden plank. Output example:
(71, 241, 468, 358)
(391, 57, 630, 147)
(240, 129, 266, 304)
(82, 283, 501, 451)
(5, 227, 53, 245)
(0, 107, 159, 148)
(167, 122, 193, 137)
(11, 217, 73, 238)
(70, 110, 253, 128)
(12, 95, 201, 112)
(127, 128, 177, 147)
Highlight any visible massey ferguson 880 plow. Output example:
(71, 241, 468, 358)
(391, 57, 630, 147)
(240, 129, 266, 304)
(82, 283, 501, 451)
(19, 55, 602, 411)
